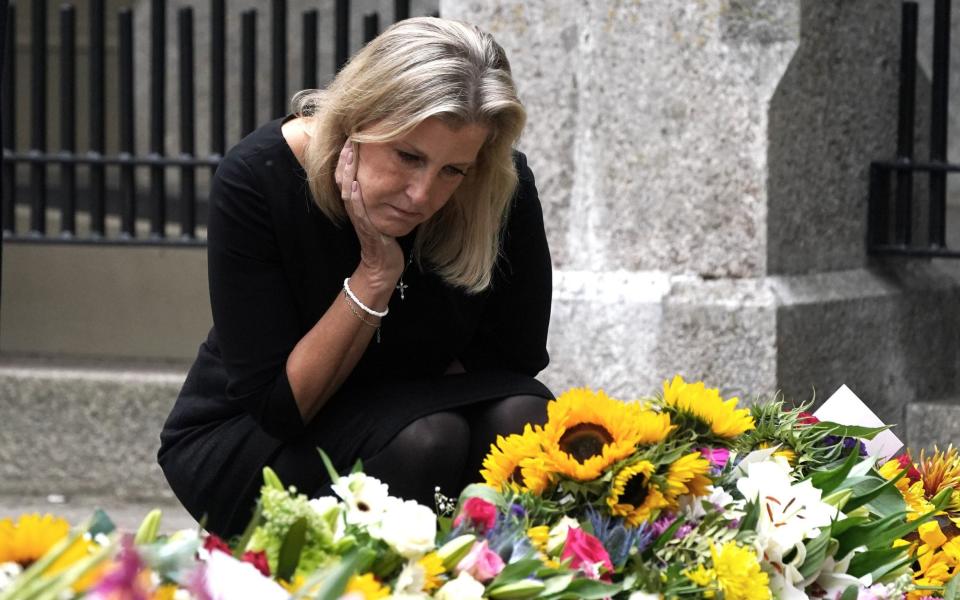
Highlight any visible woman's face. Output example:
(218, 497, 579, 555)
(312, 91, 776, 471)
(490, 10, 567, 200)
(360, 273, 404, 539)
(354, 117, 489, 237)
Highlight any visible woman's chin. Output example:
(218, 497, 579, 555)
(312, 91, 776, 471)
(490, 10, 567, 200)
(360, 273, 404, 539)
(371, 216, 419, 238)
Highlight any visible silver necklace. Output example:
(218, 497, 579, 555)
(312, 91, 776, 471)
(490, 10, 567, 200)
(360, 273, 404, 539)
(396, 253, 414, 300)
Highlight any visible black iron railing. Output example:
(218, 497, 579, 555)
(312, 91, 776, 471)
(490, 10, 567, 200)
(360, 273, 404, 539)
(0, 0, 434, 246)
(869, 0, 959, 258)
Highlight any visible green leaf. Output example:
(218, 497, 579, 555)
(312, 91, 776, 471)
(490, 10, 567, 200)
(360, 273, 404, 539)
(840, 584, 860, 600)
(88, 509, 116, 537)
(830, 515, 869, 538)
(489, 558, 543, 587)
(316, 448, 341, 484)
(810, 422, 890, 440)
(847, 547, 907, 578)
(233, 500, 263, 558)
(350, 459, 364, 474)
(458, 482, 506, 509)
(541, 577, 621, 599)
(276, 517, 307, 582)
(296, 549, 375, 600)
(842, 469, 908, 515)
(811, 441, 862, 494)
(798, 526, 832, 580)
(540, 574, 574, 596)
(867, 551, 915, 583)
(944, 569, 960, 600)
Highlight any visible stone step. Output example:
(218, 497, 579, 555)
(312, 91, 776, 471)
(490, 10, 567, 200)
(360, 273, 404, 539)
(0, 357, 186, 502)
(0, 495, 197, 534)
(904, 397, 960, 452)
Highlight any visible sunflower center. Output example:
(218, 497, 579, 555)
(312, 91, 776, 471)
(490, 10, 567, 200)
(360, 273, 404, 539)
(621, 472, 650, 507)
(559, 423, 613, 463)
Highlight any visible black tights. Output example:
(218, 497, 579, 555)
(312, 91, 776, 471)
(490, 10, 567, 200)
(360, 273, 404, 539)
(362, 394, 548, 507)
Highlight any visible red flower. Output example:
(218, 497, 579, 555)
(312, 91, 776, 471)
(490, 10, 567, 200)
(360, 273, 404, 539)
(897, 453, 922, 482)
(561, 527, 614, 582)
(797, 411, 820, 426)
(203, 534, 232, 555)
(453, 497, 498, 534)
(242, 550, 271, 577)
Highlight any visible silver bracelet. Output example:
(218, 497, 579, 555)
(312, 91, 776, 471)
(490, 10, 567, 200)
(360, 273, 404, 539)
(342, 277, 389, 318)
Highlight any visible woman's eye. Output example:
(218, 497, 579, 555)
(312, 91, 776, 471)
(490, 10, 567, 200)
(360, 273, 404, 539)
(443, 165, 467, 177)
(396, 150, 420, 164)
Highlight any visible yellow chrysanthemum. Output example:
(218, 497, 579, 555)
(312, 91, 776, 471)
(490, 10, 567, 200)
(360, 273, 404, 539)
(684, 563, 716, 589)
(542, 388, 674, 481)
(710, 542, 771, 600)
(480, 424, 553, 494)
(344, 573, 390, 599)
(661, 376, 754, 438)
(608, 461, 671, 526)
(417, 552, 445, 592)
(526, 526, 550, 553)
(664, 452, 712, 503)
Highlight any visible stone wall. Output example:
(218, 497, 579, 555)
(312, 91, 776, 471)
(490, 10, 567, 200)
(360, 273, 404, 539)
(442, 0, 960, 440)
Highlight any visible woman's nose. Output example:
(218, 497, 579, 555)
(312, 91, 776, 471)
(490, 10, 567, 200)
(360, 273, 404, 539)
(406, 172, 433, 206)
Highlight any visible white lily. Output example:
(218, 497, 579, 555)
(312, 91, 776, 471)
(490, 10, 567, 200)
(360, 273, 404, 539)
(736, 459, 839, 586)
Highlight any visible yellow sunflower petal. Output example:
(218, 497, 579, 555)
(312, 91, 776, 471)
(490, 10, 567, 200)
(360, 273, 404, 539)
(665, 452, 712, 504)
(607, 461, 670, 526)
(662, 376, 754, 438)
(542, 389, 674, 481)
(481, 424, 550, 493)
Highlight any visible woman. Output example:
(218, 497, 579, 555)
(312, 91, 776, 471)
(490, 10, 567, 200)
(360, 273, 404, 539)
(158, 17, 553, 538)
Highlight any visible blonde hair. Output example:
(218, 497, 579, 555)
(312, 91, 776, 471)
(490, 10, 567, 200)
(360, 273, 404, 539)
(292, 17, 527, 293)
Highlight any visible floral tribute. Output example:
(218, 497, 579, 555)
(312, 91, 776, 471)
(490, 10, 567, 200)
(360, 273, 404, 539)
(2, 375, 959, 599)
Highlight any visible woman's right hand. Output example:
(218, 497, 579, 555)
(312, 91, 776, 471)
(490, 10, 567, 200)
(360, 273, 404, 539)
(335, 139, 405, 288)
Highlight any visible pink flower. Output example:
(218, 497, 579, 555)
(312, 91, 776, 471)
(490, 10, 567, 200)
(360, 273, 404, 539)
(455, 540, 505, 583)
(453, 497, 498, 534)
(561, 527, 614, 581)
(700, 447, 730, 469)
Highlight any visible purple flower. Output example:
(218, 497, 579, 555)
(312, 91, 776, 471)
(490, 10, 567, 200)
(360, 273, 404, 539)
(673, 523, 694, 540)
(650, 514, 676, 538)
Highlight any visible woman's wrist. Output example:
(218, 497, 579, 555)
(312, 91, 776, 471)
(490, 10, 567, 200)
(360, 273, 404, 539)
(348, 264, 397, 308)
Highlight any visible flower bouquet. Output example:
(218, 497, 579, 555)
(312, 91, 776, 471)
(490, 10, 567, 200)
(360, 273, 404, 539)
(1, 375, 958, 599)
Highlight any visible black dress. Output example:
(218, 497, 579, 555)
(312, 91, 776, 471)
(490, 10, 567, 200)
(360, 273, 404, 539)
(158, 115, 553, 537)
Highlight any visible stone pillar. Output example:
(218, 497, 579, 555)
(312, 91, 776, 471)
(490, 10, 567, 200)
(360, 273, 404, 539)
(441, 0, 960, 446)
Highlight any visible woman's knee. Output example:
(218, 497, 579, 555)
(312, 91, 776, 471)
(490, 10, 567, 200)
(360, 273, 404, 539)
(484, 394, 549, 432)
(391, 411, 471, 460)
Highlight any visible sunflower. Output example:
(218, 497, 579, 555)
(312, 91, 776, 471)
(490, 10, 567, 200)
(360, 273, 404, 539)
(664, 452, 712, 503)
(417, 552, 445, 592)
(481, 424, 553, 494)
(661, 375, 754, 438)
(0, 513, 70, 565)
(0, 513, 104, 592)
(607, 460, 671, 526)
(541, 388, 674, 481)
(344, 573, 390, 599)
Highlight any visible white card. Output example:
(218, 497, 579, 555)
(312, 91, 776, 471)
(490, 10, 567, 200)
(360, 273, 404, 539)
(812, 384, 903, 461)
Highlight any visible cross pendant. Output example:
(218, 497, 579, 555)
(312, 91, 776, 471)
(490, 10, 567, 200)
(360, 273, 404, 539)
(396, 280, 409, 301)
